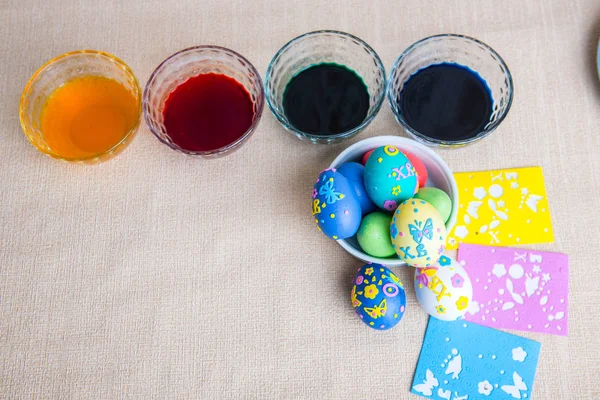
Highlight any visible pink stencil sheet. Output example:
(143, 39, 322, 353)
(457, 244, 569, 336)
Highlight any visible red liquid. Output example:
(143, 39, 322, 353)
(163, 73, 255, 152)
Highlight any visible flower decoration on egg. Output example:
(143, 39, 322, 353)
(438, 255, 452, 266)
(455, 296, 469, 311)
(364, 284, 379, 299)
(391, 185, 402, 196)
(436, 305, 446, 314)
(383, 200, 398, 211)
(390, 223, 399, 240)
(365, 267, 374, 276)
(451, 273, 464, 288)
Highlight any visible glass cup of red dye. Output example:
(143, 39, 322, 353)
(143, 46, 264, 157)
(265, 30, 386, 144)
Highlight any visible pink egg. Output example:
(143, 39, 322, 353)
(403, 150, 428, 188)
(361, 149, 375, 165)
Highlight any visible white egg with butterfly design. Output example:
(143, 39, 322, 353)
(414, 255, 473, 321)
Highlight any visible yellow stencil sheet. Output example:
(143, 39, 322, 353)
(447, 166, 554, 250)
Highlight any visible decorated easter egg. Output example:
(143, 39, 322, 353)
(337, 162, 377, 215)
(390, 199, 447, 267)
(361, 149, 375, 165)
(357, 212, 395, 257)
(403, 151, 428, 188)
(312, 169, 361, 240)
(352, 264, 406, 330)
(414, 187, 452, 223)
(364, 145, 419, 212)
(414, 255, 473, 321)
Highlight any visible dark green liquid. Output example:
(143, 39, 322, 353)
(282, 63, 370, 135)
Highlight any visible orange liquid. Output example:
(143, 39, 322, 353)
(40, 76, 139, 158)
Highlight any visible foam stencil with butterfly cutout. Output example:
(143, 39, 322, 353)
(412, 318, 541, 400)
(446, 167, 554, 249)
(458, 244, 569, 336)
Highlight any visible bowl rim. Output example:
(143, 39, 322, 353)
(265, 29, 387, 143)
(19, 49, 142, 162)
(142, 45, 265, 157)
(329, 136, 459, 267)
(387, 33, 514, 147)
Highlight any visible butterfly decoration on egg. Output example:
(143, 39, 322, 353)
(415, 267, 438, 288)
(312, 169, 362, 240)
(409, 218, 434, 243)
(364, 298, 387, 319)
(319, 177, 344, 204)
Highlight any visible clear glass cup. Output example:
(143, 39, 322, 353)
(265, 30, 386, 144)
(388, 34, 513, 147)
(143, 46, 264, 157)
(19, 50, 142, 163)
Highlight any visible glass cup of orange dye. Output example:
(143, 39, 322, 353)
(20, 50, 142, 164)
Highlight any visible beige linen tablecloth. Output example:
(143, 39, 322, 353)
(2, 0, 600, 398)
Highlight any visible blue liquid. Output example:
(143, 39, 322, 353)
(399, 63, 493, 141)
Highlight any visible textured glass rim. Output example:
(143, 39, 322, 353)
(265, 30, 387, 142)
(387, 33, 514, 146)
(19, 50, 142, 162)
(596, 37, 600, 82)
(143, 45, 265, 156)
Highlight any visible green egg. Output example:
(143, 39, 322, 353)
(357, 212, 396, 258)
(414, 187, 452, 223)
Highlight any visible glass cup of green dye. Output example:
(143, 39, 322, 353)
(265, 30, 386, 144)
(388, 34, 513, 147)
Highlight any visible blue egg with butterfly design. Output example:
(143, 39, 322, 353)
(391, 199, 447, 267)
(312, 168, 362, 240)
(351, 264, 406, 330)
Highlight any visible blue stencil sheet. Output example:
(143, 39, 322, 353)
(412, 318, 541, 400)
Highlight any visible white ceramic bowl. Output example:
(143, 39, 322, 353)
(330, 136, 458, 266)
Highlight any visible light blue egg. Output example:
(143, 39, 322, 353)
(364, 145, 418, 212)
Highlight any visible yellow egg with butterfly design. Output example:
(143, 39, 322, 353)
(391, 199, 447, 267)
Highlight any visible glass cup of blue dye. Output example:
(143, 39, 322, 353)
(388, 34, 513, 147)
(265, 30, 386, 144)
